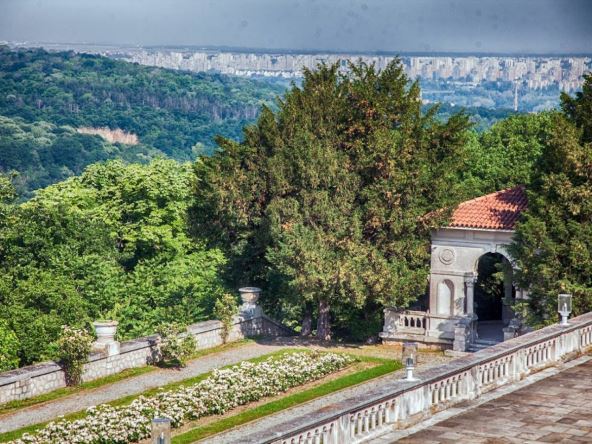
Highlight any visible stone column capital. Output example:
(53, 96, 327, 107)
(464, 273, 477, 286)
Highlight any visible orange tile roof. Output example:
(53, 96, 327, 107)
(449, 186, 527, 230)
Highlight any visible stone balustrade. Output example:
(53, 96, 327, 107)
(380, 308, 461, 348)
(243, 311, 592, 444)
(0, 312, 291, 405)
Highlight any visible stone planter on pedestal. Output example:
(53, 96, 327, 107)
(239, 287, 262, 317)
(92, 321, 120, 356)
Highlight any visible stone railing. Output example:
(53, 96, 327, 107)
(380, 308, 460, 348)
(0, 311, 292, 405)
(243, 311, 592, 444)
(392, 310, 428, 334)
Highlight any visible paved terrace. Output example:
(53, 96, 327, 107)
(374, 354, 592, 443)
(237, 312, 592, 444)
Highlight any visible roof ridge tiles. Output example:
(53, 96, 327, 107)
(447, 185, 527, 231)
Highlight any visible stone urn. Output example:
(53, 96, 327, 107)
(92, 321, 120, 356)
(238, 287, 262, 317)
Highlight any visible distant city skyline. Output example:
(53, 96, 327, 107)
(1, 0, 591, 54)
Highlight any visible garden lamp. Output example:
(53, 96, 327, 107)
(558, 293, 572, 327)
(402, 342, 419, 381)
(151, 417, 171, 444)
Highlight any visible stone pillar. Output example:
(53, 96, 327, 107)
(453, 316, 474, 352)
(503, 318, 521, 341)
(464, 274, 476, 316)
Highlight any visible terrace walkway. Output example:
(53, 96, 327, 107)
(0, 339, 450, 436)
(0, 340, 290, 434)
(371, 354, 592, 443)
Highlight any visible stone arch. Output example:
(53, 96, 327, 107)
(471, 247, 514, 274)
(474, 252, 515, 322)
(436, 279, 454, 316)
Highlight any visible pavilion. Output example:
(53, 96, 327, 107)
(380, 186, 529, 352)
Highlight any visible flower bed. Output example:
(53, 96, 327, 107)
(12, 352, 354, 444)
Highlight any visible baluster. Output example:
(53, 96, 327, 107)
(313, 432, 321, 444)
(370, 408, 377, 430)
(384, 400, 393, 424)
(376, 405, 384, 428)
(321, 425, 331, 444)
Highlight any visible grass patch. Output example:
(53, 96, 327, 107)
(0, 347, 309, 443)
(172, 356, 401, 444)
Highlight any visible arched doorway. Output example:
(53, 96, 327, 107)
(475, 253, 514, 322)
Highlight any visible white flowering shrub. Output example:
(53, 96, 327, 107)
(55, 326, 93, 386)
(156, 323, 196, 367)
(12, 351, 353, 444)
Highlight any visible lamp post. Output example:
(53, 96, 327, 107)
(558, 293, 572, 327)
(402, 342, 419, 381)
(151, 418, 171, 444)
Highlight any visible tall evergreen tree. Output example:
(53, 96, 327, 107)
(510, 76, 592, 325)
(191, 61, 471, 339)
(561, 72, 592, 144)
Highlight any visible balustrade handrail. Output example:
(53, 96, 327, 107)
(246, 311, 592, 444)
(397, 309, 428, 316)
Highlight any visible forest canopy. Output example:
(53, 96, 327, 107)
(0, 47, 284, 196)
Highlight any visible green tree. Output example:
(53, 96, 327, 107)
(55, 326, 93, 386)
(460, 112, 554, 196)
(509, 113, 592, 326)
(155, 323, 196, 368)
(192, 61, 471, 340)
(0, 159, 226, 365)
(561, 72, 592, 144)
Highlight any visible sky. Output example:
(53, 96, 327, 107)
(1, 0, 591, 54)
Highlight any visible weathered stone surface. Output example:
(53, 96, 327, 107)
(397, 356, 592, 443)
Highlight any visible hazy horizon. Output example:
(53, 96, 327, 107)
(1, 0, 591, 55)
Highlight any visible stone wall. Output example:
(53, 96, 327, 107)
(0, 312, 291, 405)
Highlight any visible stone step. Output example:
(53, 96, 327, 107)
(468, 338, 502, 352)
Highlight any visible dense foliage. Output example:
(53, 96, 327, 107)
(460, 112, 554, 197)
(0, 47, 282, 194)
(192, 61, 472, 340)
(510, 76, 592, 325)
(0, 159, 226, 367)
(0, 115, 160, 198)
(0, 319, 19, 371)
(0, 46, 588, 357)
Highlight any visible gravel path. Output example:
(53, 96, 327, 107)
(199, 351, 451, 444)
(0, 341, 291, 434)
